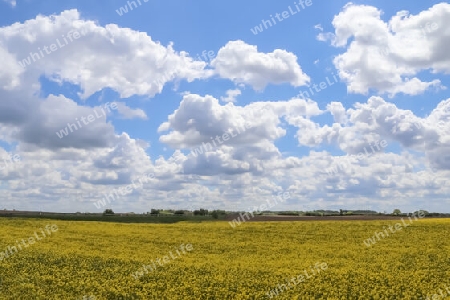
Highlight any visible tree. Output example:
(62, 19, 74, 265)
(413, 210, 429, 217)
(194, 208, 208, 216)
(392, 209, 401, 215)
(150, 209, 160, 216)
(103, 209, 114, 215)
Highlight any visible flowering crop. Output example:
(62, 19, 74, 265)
(0, 218, 448, 299)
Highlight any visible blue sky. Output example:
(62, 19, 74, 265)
(0, 0, 449, 213)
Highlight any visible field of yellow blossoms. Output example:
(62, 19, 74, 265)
(0, 218, 449, 299)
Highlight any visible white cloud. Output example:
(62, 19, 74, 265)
(220, 89, 241, 103)
(210, 40, 310, 91)
(327, 102, 347, 124)
(114, 102, 148, 120)
(0, 9, 210, 99)
(158, 93, 321, 149)
(286, 95, 450, 175)
(320, 3, 450, 96)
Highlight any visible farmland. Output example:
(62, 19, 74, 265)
(0, 218, 449, 299)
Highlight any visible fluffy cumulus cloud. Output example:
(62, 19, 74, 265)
(289, 96, 450, 161)
(319, 2, 450, 96)
(210, 40, 310, 91)
(158, 93, 322, 149)
(0, 9, 209, 99)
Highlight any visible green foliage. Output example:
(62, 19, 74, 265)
(194, 208, 208, 216)
(103, 209, 114, 216)
(210, 210, 226, 219)
(414, 210, 429, 216)
(149, 209, 160, 215)
(277, 211, 300, 216)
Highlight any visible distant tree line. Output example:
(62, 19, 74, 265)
(146, 208, 226, 219)
(96, 208, 438, 219)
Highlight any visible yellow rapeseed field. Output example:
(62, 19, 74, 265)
(0, 218, 449, 299)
